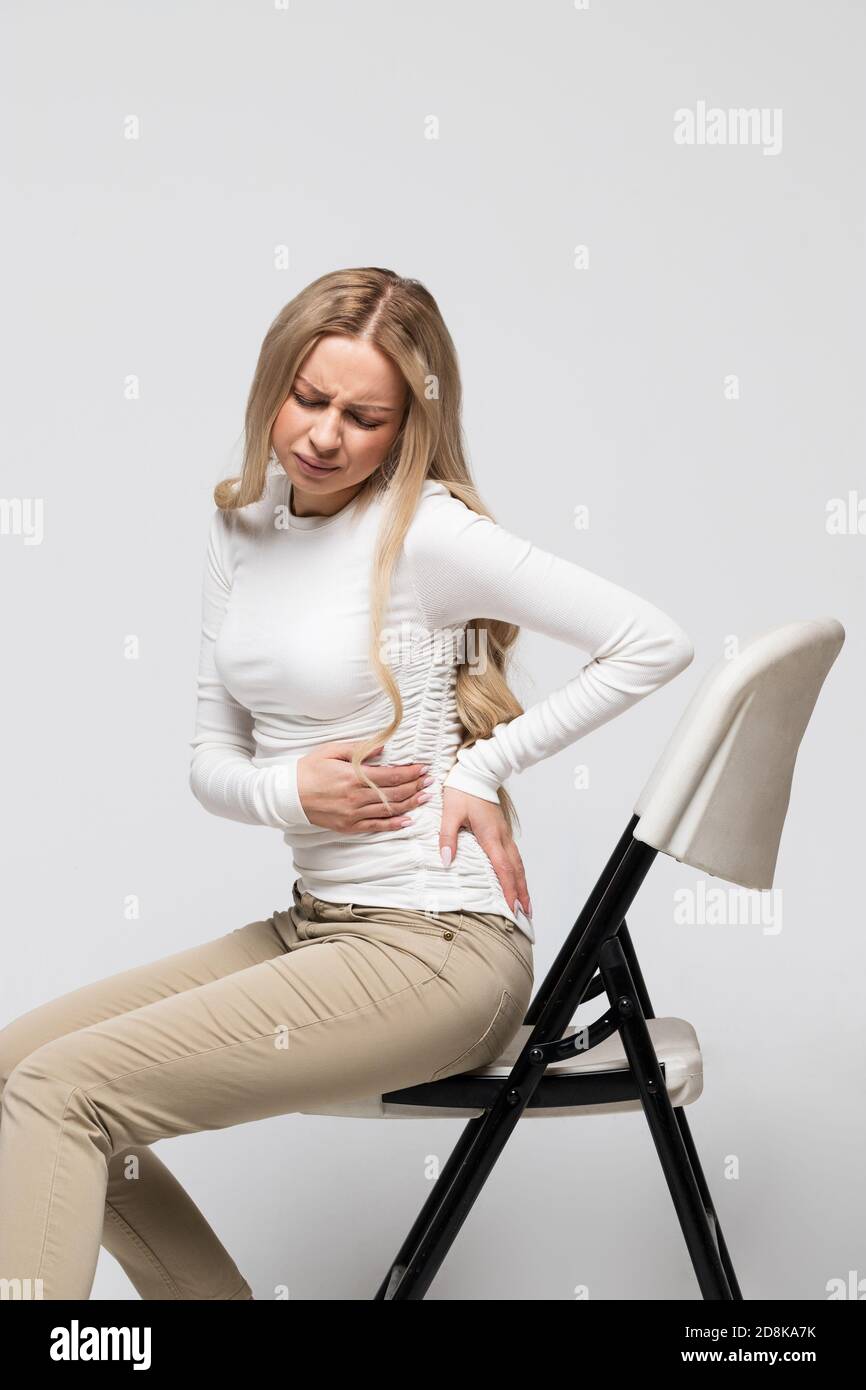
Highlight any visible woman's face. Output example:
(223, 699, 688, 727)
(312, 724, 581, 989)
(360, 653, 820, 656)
(270, 334, 409, 516)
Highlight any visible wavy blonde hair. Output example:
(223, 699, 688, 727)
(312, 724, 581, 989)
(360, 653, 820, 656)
(214, 266, 524, 833)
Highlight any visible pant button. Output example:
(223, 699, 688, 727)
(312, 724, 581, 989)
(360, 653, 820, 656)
(443, 930, 454, 940)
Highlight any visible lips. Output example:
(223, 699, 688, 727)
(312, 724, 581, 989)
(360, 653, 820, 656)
(293, 452, 339, 476)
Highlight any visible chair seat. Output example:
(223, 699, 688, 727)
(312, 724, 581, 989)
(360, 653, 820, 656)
(299, 1016, 703, 1120)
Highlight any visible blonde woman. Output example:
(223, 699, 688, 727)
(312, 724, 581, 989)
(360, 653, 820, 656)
(0, 268, 693, 1300)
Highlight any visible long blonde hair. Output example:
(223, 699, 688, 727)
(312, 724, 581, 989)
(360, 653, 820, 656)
(214, 267, 524, 833)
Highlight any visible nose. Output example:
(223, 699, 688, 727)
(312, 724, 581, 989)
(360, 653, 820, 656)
(308, 406, 342, 454)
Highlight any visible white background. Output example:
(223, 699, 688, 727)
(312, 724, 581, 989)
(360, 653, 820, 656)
(1, 0, 863, 1299)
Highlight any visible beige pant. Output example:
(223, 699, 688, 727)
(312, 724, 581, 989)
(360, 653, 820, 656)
(0, 881, 533, 1300)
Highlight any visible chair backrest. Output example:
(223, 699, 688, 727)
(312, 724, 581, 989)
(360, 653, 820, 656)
(632, 617, 845, 890)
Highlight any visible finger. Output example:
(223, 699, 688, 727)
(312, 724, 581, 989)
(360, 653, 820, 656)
(327, 741, 385, 761)
(356, 779, 430, 812)
(360, 763, 430, 788)
(355, 792, 404, 818)
(439, 804, 462, 868)
(354, 813, 415, 833)
(504, 841, 530, 916)
(479, 836, 518, 914)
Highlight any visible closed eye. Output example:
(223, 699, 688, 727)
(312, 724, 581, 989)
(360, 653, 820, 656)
(292, 390, 382, 431)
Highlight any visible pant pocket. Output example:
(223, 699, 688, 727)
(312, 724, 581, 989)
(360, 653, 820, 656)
(428, 988, 526, 1083)
(458, 913, 535, 989)
(340, 904, 464, 977)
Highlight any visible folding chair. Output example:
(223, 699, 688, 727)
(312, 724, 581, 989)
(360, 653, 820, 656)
(299, 616, 845, 1300)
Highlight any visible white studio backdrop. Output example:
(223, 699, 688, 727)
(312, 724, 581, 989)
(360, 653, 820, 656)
(1, 0, 863, 1300)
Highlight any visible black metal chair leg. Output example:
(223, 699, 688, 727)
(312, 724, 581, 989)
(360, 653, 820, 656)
(598, 935, 734, 1299)
(373, 1114, 487, 1300)
(376, 1067, 535, 1299)
(673, 1108, 743, 1299)
(617, 920, 743, 1300)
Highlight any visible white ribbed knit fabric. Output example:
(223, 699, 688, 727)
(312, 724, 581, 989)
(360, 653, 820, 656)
(189, 461, 694, 941)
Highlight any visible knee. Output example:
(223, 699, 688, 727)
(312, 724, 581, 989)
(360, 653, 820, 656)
(0, 1013, 38, 1103)
(0, 1002, 78, 1107)
(2, 1045, 114, 1165)
(1, 1039, 83, 1122)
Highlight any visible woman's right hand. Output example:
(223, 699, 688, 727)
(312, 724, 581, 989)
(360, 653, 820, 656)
(295, 740, 433, 834)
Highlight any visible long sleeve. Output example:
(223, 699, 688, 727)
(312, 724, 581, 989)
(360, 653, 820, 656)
(404, 490, 695, 804)
(188, 509, 312, 831)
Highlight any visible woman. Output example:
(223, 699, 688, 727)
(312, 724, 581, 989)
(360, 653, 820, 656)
(0, 268, 693, 1300)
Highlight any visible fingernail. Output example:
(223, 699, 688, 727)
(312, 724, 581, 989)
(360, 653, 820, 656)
(421, 775, 434, 787)
(441, 846, 452, 867)
(417, 792, 431, 803)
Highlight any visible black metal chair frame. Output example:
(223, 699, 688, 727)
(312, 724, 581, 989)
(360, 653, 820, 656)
(374, 813, 742, 1301)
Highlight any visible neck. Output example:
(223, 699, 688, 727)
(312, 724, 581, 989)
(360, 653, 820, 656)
(286, 476, 365, 519)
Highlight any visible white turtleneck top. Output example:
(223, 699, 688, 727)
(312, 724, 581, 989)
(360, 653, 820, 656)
(189, 462, 694, 942)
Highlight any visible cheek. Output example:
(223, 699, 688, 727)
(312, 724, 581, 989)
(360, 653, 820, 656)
(272, 400, 299, 442)
(352, 428, 393, 462)
(354, 417, 404, 463)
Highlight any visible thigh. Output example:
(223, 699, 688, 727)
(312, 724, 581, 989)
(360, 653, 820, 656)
(0, 911, 289, 1088)
(8, 909, 527, 1148)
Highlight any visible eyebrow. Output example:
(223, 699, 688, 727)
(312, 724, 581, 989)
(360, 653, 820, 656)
(295, 374, 398, 414)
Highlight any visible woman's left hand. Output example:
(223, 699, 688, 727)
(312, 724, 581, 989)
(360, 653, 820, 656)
(439, 787, 532, 926)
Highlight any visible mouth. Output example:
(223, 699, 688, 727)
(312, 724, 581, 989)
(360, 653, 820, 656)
(293, 451, 340, 478)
